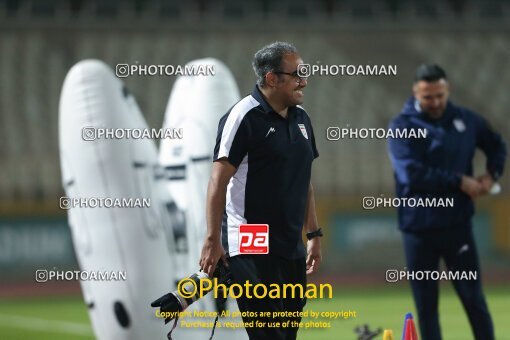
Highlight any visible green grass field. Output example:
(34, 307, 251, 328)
(1, 285, 509, 339)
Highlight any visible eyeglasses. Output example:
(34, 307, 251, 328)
(273, 70, 308, 84)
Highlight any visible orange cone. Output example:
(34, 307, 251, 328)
(403, 316, 418, 340)
(402, 312, 412, 339)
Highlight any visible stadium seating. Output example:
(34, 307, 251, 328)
(0, 2, 509, 200)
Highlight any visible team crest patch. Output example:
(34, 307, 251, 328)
(298, 124, 308, 139)
(453, 119, 466, 133)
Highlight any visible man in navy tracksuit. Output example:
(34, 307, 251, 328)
(388, 64, 506, 340)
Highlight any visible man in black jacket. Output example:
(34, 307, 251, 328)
(388, 64, 506, 340)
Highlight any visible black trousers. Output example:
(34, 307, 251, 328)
(227, 254, 306, 340)
(402, 225, 494, 340)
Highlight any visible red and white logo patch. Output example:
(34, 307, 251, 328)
(239, 224, 269, 254)
(298, 124, 308, 139)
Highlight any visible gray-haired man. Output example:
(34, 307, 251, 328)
(199, 41, 322, 340)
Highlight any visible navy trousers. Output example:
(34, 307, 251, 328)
(402, 225, 494, 340)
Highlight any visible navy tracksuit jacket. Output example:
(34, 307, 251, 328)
(388, 97, 506, 232)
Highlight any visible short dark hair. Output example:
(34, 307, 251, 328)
(414, 64, 447, 83)
(252, 41, 298, 87)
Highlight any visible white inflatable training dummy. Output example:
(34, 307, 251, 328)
(159, 58, 247, 339)
(59, 59, 177, 340)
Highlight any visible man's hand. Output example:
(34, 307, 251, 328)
(199, 237, 227, 278)
(306, 237, 322, 275)
(200, 159, 235, 278)
(460, 175, 485, 199)
(476, 173, 494, 195)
